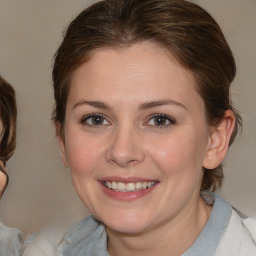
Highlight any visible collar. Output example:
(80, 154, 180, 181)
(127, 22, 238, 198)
(60, 193, 232, 256)
(182, 193, 232, 256)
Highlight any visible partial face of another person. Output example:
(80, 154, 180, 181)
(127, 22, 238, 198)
(0, 118, 3, 138)
(0, 116, 3, 143)
(0, 118, 7, 198)
(58, 42, 219, 234)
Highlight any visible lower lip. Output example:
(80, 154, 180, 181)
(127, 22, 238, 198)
(99, 182, 158, 201)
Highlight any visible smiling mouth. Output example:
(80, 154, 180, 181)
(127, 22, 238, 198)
(103, 181, 157, 192)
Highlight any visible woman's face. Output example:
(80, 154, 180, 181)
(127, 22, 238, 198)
(59, 42, 213, 234)
(0, 117, 7, 198)
(0, 117, 3, 140)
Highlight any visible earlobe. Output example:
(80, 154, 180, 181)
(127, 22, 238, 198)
(55, 123, 69, 168)
(203, 110, 236, 169)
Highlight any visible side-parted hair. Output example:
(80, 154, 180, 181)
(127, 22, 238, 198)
(52, 0, 242, 192)
(0, 76, 17, 162)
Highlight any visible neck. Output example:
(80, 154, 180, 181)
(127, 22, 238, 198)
(107, 196, 212, 256)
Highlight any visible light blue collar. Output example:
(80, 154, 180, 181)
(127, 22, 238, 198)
(182, 194, 232, 256)
(61, 193, 232, 256)
(61, 216, 108, 256)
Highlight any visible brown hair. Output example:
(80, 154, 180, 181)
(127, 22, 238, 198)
(52, 0, 241, 192)
(0, 76, 17, 162)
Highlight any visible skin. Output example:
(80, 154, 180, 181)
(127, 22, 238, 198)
(0, 161, 7, 199)
(0, 119, 7, 199)
(58, 42, 235, 256)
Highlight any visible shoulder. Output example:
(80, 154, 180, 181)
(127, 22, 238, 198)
(58, 215, 108, 256)
(0, 222, 24, 256)
(22, 220, 68, 256)
(192, 193, 256, 256)
(215, 209, 256, 255)
(22, 215, 108, 256)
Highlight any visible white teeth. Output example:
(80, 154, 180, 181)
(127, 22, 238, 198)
(104, 181, 156, 192)
(112, 181, 117, 190)
(136, 182, 143, 190)
(126, 183, 135, 191)
(106, 181, 112, 189)
(117, 182, 125, 191)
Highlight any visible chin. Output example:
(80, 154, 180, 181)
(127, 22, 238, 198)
(96, 210, 155, 234)
(107, 221, 150, 235)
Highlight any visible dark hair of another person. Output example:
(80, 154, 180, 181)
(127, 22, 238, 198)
(0, 76, 17, 163)
(52, 0, 242, 192)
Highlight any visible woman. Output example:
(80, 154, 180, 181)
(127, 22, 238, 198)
(49, 0, 255, 255)
(1, 0, 256, 255)
(0, 76, 24, 256)
(0, 75, 16, 199)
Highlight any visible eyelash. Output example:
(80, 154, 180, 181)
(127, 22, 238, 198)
(146, 114, 176, 127)
(80, 114, 110, 128)
(80, 113, 176, 128)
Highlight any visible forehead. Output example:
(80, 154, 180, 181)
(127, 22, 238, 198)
(68, 42, 202, 109)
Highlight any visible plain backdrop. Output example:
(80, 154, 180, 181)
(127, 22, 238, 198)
(0, 0, 255, 235)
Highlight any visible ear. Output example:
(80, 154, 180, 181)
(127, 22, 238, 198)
(203, 110, 236, 169)
(55, 123, 69, 168)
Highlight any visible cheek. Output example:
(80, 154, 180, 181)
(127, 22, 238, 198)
(147, 131, 207, 177)
(65, 132, 105, 177)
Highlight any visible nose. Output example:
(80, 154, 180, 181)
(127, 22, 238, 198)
(105, 125, 145, 168)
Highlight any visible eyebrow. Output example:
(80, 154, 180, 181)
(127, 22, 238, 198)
(139, 99, 187, 111)
(73, 99, 187, 111)
(73, 100, 111, 110)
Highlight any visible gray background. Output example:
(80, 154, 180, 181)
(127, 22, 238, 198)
(0, 0, 255, 234)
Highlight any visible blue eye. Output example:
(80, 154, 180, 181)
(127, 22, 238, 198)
(81, 114, 110, 126)
(148, 114, 175, 127)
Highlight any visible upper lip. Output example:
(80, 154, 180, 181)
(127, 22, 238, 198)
(98, 176, 158, 183)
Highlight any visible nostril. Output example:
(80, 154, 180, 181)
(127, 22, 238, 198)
(109, 158, 137, 167)
(107, 151, 145, 167)
(105, 129, 145, 167)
